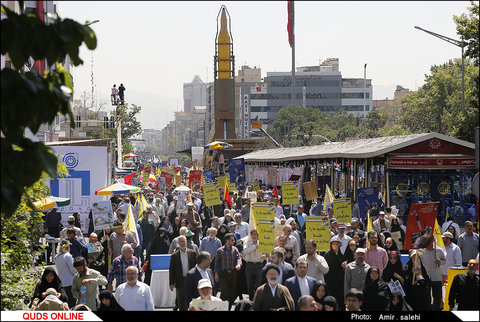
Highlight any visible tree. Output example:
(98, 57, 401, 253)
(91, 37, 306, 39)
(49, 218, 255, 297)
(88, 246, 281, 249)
(399, 58, 478, 142)
(1, 161, 69, 310)
(454, 1, 479, 65)
(1, 3, 96, 216)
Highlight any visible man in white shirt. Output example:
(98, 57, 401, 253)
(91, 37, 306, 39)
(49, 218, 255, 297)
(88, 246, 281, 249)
(274, 225, 300, 263)
(242, 229, 265, 300)
(60, 216, 83, 240)
(273, 198, 284, 220)
(115, 266, 154, 311)
(336, 223, 352, 254)
(441, 231, 462, 282)
(234, 213, 249, 239)
(188, 279, 224, 311)
(297, 240, 329, 283)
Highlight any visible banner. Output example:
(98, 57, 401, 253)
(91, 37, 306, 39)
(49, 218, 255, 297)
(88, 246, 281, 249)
(217, 176, 229, 190)
(252, 202, 276, 254)
(404, 202, 439, 250)
(306, 216, 331, 252)
(174, 173, 182, 186)
(332, 198, 352, 224)
(160, 171, 174, 187)
(170, 158, 178, 167)
(282, 181, 298, 205)
(203, 183, 222, 207)
(357, 187, 380, 219)
(91, 201, 114, 231)
(203, 170, 214, 183)
(229, 158, 246, 190)
(191, 146, 204, 161)
(189, 170, 202, 189)
(323, 184, 335, 211)
(303, 181, 318, 201)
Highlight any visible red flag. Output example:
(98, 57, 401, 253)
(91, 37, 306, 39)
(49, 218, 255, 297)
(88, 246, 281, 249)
(124, 172, 136, 185)
(287, 1, 294, 47)
(273, 185, 279, 200)
(224, 180, 232, 207)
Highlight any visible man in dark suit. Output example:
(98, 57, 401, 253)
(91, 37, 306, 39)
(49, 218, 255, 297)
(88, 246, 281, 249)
(169, 236, 197, 311)
(284, 258, 317, 311)
(184, 251, 215, 305)
(253, 263, 295, 311)
(260, 249, 295, 285)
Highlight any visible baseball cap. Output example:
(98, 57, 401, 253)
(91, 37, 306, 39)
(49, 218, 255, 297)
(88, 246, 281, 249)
(442, 232, 453, 239)
(337, 223, 347, 229)
(185, 230, 195, 237)
(197, 278, 212, 289)
(356, 248, 366, 254)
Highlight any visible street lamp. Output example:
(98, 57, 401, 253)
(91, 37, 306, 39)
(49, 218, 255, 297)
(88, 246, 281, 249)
(414, 26, 466, 116)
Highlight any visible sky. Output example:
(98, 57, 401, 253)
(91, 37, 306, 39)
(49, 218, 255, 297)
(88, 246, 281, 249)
(58, 1, 472, 131)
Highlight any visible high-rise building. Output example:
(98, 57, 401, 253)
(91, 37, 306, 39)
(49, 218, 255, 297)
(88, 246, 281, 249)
(183, 75, 206, 113)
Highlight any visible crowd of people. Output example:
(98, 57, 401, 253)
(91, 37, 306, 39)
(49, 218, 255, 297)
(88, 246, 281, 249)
(32, 178, 479, 312)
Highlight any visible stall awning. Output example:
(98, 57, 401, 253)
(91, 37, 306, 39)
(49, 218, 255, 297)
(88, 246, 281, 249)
(234, 133, 475, 163)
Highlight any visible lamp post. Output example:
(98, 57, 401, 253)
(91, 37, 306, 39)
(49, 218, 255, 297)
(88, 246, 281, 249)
(414, 26, 466, 116)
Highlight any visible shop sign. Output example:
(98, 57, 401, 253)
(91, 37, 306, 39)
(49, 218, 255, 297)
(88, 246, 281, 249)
(388, 157, 475, 168)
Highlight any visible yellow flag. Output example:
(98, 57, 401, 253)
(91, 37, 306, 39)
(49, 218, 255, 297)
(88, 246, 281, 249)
(324, 184, 335, 211)
(367, 212, 373, 233)
(135, 195, 143, 222)
(125, 204, 140, 246)
(434, 218, 445, 249)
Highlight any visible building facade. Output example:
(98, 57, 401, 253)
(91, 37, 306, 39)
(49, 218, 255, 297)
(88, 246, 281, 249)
(183, 75, 207, 113)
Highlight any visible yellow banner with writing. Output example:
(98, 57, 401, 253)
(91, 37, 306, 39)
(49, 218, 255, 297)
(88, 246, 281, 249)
(252, 202, 276, 254)
(306, 216, 331, 252)
(282, 181, 298, 205)
(332, 198, 352, 224)
(203, 183, 222, 207)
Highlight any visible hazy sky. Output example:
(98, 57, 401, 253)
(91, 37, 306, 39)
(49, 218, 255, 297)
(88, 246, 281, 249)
(59, 1, 471, 130)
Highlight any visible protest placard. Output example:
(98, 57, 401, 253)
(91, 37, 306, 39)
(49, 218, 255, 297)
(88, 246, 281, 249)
(229, 158, 246, 190)
(404, 202, 439, 250)
(252, 202, 276, 254)
(217, 176, 229, 190)
(91, 201, 114, 231)
(87, 242, 99, 254)
(191, 299, 229, 311)
(203, 183, 222, 207)
(333, 198, 352, 224)
(357, 187, 380, 219)
(281, 181, 298, 205)
(305, 216, 331, 252)
(253, 179, 260, 192)
(303, 181, 318, 201)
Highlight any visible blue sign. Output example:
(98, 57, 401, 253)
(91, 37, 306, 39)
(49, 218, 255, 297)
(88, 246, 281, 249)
(203, 171, 214, 183)
(357, 187, 380, 219)
(229, 158, 246, 190)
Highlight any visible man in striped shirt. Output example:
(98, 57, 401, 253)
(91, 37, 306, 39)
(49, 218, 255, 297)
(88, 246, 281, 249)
(107, 244, 141, 291)
(214, 233, 242, 310)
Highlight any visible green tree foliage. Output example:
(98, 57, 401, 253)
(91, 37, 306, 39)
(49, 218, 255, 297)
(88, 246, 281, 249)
(454, 1, 479, 65)
(399, 59, 478, 142)
(1, 3, 96, 216)
(1, 162, 69, 310)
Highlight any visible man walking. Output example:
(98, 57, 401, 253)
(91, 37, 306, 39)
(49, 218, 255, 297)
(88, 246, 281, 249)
(115, 266, 154, 311)
(242, 229, 265, 300)
(72, 257, 107, 310)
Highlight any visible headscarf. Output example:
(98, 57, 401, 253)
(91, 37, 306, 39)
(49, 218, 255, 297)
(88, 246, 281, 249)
(362, 266, 389, 311)
(322, 296, 339, 311)
(311, 280, 330, 304)
(31, 267, 67, 306)
(217, 224, 229, 245)
(343, 240, 358, 264)
(381, 251, 405, 283)
(148, 227, 170, 256)
(97, 290, 125, 311)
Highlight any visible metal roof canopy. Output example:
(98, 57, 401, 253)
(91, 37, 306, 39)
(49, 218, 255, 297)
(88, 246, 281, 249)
(234, 133, 475, 163)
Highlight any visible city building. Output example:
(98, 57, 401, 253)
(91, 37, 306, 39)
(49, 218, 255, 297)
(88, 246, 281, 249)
(183, 75, 207, 113)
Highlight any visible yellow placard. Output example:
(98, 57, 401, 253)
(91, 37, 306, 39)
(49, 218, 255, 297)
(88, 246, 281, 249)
(303, 181, 318, 201)
(252, 202, 275, 254)
(253, 180, 260, 192)
(217, 176, 229, 189)
(282, 181, 298, 205)
(203, 183, 222, 207)
(228, 183, 236, 192)
(306, 216, 331, 252)
(174, 174, 182, 186)
(332, 198, 352, 224)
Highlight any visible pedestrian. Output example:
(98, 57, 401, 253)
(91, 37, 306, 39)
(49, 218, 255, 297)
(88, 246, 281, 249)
(216, 224, 229, 245)
(187, 279, 224, 311)
(31, 288, 70, 311)
(118, 83, 125, 103)
(336, 223, 353, 254)
(64, 229, 87, 260)
(403, 249, 431, 311)
(372, 210, 390, 235)
(107, 244, 141, 291)
(143, 227, 170, 285)
(298, 294, 321, 311)
(260, 249, 296, 285)
(457, 221, 479, 267)
(97, 290, 124, 311)
(324, 235, 345, 308)
(60, 215, 83, 240)
(111, 84, 118, 104)
(252, 263, 295, 311)
(384, 236, 399, 253)
(114, 266, 154, 311)
(386, 292, 413, 311)
(31, 267, 68, 308)
(381, 250, 405, 286)
(241, 198, 251, 223)
(441, 231, 462, 282)
(86, 233, 105, 276)
(322, 295, 339, 311)
(285, 258, 316, 311)
(274, 224, 300, 263)
(139, 214, 156, 263)
(343, 239, 358, 264)
(297, 240, 329, 283)
(344, 288, 364, 311)
(364, 231, 388, 276)
(242, 229, 265, 300)
(418, 244, 447, 311)
(72, 256, 108, 311)
(184, 251, 215, 306)
(344, 248, 370, 297)
(44, 208, 62, 263)
(361, 266, 389, 311)
(234, 213, 249, 239)
(289, 220, 305, 256)
(448, 259, 479, 310)
(169, 235, 197, 311)
(199, 227, 222, 272)
(311, 280, 330, 309)
(214, 233, 242, 310)
(54, 240, 77, 308)
(180, 202, 202, 245)
(107, 220, 137, 261)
